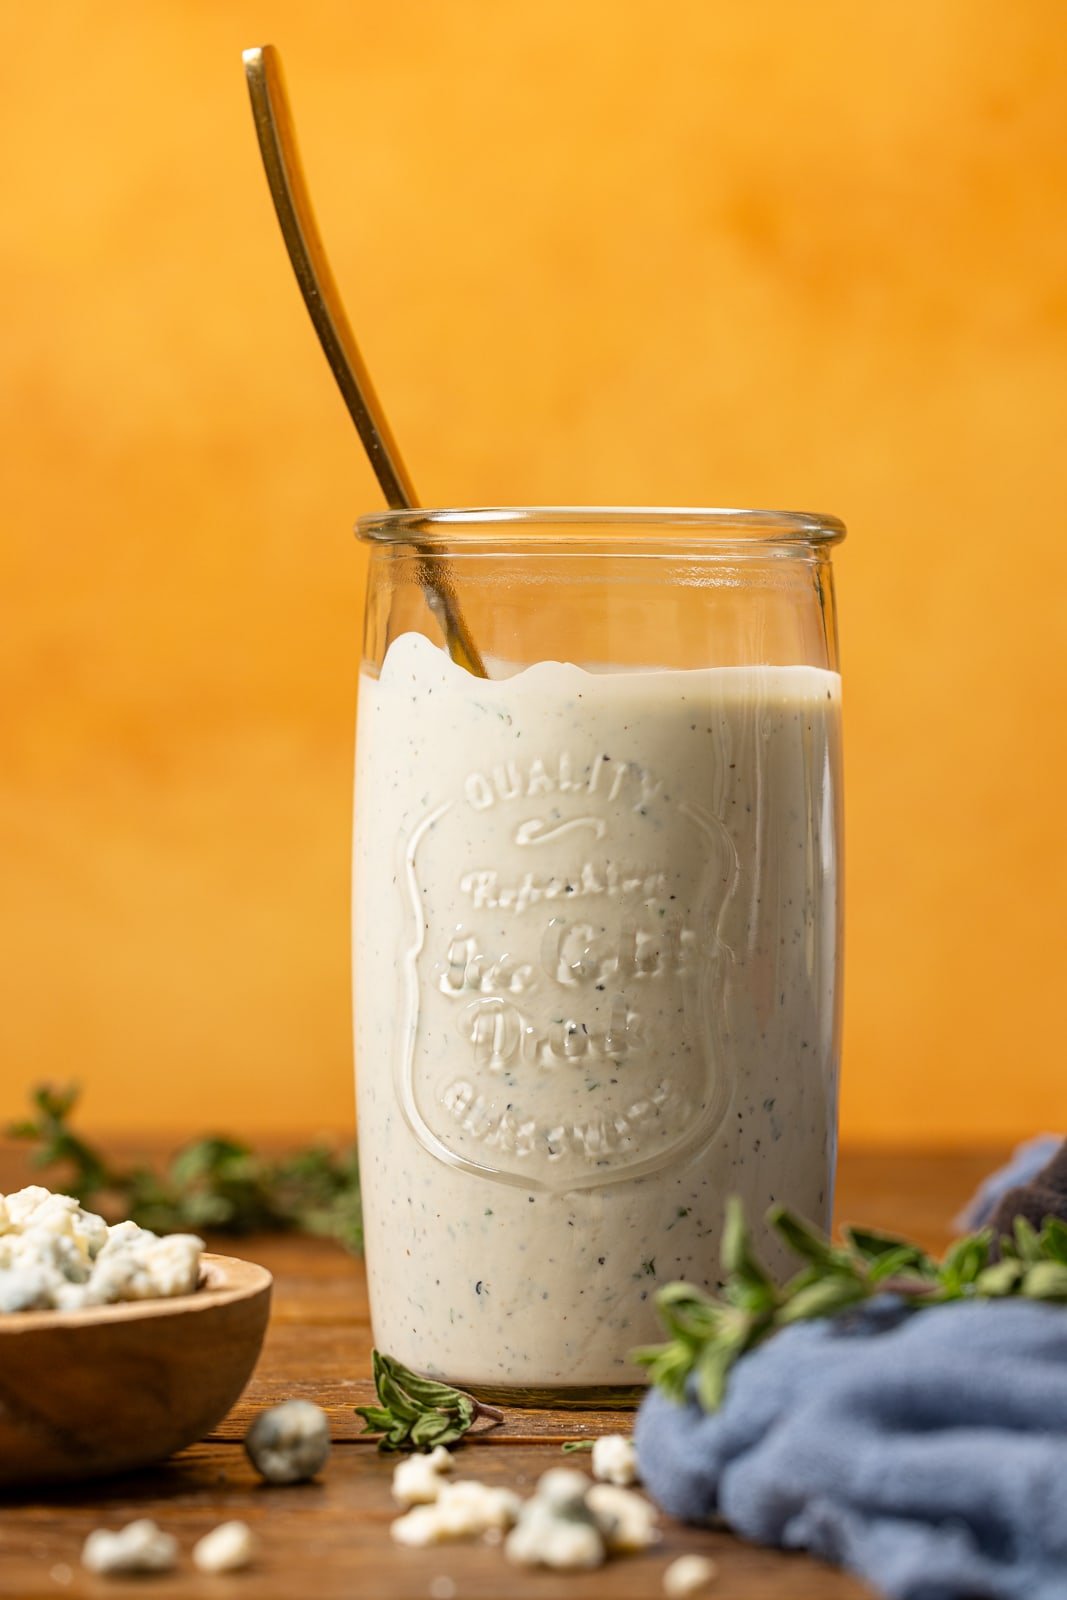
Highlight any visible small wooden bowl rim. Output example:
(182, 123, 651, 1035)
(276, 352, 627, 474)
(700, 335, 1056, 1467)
(0, 1252, 272, 1335)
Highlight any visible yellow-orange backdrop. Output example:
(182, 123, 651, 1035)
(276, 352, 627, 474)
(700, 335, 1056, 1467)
(2, 2, 1065, 1145)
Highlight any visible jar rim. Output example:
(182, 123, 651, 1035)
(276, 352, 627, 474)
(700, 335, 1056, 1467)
(355, 505, 846, 547)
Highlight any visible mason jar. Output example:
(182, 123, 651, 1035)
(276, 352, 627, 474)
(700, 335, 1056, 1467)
(353, 507, 844, 1404)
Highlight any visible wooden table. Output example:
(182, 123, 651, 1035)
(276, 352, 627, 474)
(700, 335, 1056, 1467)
(0, 1145, 1002, 1598)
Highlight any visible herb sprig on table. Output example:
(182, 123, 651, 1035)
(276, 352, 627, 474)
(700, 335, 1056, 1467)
(5, 1084, 363, 1252)
(634, 1197, 1067, 1412)
(355, 1350, 504, 1450)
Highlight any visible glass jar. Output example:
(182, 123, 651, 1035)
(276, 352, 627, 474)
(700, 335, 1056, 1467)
(353, 508, 844, 1405)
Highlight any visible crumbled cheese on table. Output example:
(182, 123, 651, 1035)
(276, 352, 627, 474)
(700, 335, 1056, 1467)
(392, 1444, 454, 1505)
(244, 1400, 331, 1484)
(387, 1456, 663, 1573)
(663, 1552, 719, 1595)
(586, 1483, 659, 1552)
(392, 1480, 521, 1545)
(592, 1432, 640, 1486)
(81, 1519, 178, 1576)
(192, 1520, 258, 1574)
(505, 1497, 606, 1571)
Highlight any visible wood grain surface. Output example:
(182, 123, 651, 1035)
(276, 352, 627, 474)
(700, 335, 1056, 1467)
(0, 1256, 271, 1486)
(0, 1144, 1002, 1598)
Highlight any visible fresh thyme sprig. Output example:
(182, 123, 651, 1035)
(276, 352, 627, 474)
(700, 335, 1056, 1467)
(633, 1197, 1067, 1412)
(355, 1350, 504, 1451)
(5, 1084, 363, 1253)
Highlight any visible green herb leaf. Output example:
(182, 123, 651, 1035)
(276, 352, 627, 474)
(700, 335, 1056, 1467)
(841, 1225, 912, 1261)
(775, 1273, 867, 1324)
(694, 1333, 738, 1412)
(844, 1227, 935, 1280)
(939, 1232, 993, 1291)
(561, 1439, 595, 1453)
(975, 1259, 1026, 1296)
(1012, 1217, 1044, 1264)
(1040, 1218, 1067, 1266)
(4, 1083, 362, 1252)
(410, 1410, 453, 1448)
(634, 1196, 1067, 1416)
(355, 1350, 503, 1452)
(353, 1404, 394, 1433)
(1021, 1262, 1067, 1300)
(721, 1197, 779, 1312)
(768, 1205, 844, 1269)
(864, 1244, 932, 1286)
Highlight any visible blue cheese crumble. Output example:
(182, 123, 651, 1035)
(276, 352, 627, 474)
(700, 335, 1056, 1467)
(0, 1186, 203, 1313)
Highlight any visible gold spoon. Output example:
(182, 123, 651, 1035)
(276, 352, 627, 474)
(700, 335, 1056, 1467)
(242, 44, 486, 678)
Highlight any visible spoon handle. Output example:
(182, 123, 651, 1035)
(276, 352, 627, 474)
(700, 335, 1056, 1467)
(243, 45, 486, 677)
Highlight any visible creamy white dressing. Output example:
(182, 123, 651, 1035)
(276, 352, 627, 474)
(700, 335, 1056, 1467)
(353, 632, 841, 1389)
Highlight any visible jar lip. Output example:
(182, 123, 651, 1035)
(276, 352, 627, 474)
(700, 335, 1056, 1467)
(355, 505, 846, 547)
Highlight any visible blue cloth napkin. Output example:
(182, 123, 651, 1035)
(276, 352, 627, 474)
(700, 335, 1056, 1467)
(955, 1135, 1062, 1232)
(634, 1297, 1067, 1600)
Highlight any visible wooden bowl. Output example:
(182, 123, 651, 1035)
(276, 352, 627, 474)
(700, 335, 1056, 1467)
(0, 1253, 272, 1486)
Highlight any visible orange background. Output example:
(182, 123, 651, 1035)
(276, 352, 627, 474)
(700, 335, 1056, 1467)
(3, 2, 1066, 1146)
